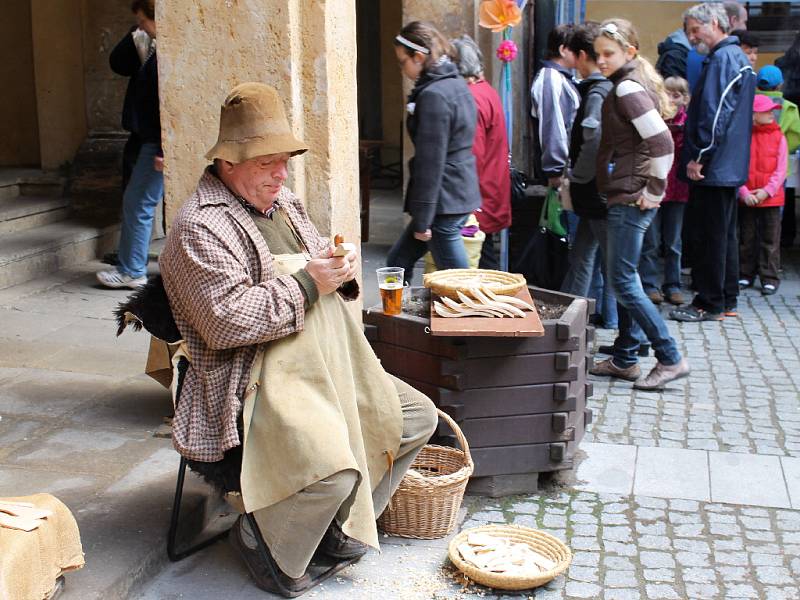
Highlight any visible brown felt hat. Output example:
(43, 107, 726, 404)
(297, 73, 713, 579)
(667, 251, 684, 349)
(205, 82, 308, 163)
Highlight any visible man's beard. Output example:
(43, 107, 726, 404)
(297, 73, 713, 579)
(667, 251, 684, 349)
(692, 41, 710, 55)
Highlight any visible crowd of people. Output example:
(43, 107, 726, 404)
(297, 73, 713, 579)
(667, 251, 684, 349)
(393, 2, 800, 391)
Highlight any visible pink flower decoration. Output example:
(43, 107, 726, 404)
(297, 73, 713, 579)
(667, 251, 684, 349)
(496, 39, 518, 63)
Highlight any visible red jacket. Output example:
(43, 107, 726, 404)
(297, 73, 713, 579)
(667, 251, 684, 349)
(740, 121, 787, 208)
(468, 80, 512, 233)
(664, 107, 689, 203)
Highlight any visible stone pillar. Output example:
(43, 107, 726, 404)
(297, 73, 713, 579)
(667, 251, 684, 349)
(157, 0, 360, 246)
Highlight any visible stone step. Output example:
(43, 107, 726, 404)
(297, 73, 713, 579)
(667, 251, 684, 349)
(0, 195, 72, 235)
(0, 168, 65, 201)
(0, 213, 120, 289)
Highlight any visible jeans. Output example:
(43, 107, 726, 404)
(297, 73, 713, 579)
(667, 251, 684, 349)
(117, 142, 164, 278)
(387, 213, 469, 283)
(639, 202, 687, 294)
(691, 186, 739, 313)
(562, 217, 608, 297)
(606, 204, 682, 368)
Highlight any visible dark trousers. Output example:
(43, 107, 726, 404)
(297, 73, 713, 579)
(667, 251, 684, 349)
(739, 205, 782, 286)
(691, 186, 739, 313)
(781, 187, 796, 246)
(478, 232, 500, 270)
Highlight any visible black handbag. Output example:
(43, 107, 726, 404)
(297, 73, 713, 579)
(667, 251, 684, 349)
(512, 226, 570, 291)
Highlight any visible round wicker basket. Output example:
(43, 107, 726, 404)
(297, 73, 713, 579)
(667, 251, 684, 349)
(422, 269, 526, 300)
(447, 525, 572, 591)
(377, 409, 473, 539)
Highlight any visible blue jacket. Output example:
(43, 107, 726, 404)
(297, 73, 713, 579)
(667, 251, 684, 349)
(681, 37, 756, 187)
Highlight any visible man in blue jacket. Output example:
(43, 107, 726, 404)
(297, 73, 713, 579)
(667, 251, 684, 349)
(671, 2, 756, 322)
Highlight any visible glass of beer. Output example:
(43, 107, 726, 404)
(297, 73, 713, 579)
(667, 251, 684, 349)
(376, 267, 404, 316)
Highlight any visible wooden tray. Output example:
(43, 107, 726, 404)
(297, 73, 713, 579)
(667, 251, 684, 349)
(430, 287, 544, 337)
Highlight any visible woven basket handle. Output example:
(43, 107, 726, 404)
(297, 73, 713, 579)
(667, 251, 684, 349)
(436, 408, 473, 469)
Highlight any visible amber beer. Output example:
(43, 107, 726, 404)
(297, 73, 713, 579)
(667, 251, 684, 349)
(380, 282, 403, 315)
(376, 267, 404, 316)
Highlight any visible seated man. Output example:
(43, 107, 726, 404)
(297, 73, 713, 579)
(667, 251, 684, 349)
(159, 82, 438, 596)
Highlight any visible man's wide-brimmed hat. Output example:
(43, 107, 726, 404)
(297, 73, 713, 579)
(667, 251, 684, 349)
(205, 82, 308, 163)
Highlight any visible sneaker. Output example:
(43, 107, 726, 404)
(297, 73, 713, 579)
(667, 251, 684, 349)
(666, 291, 685, 306)
(669, 305, 724, 322)
(229, 516, 314, 597)
(724, 307, 739, 318)
(762, 284, 778, 296)
(634, 358, 690, 390)
(596, 343, 651, 357)
(589, 357, 641, 381)
(647, 290, 664, 304)
(96, 269, 147, 289)
(738, 278, 753, 289)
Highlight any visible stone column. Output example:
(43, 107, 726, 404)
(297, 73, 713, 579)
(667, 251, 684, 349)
(157, 0, 360, 246)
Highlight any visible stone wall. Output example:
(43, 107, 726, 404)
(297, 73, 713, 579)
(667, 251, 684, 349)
(157, 0, 360, 248)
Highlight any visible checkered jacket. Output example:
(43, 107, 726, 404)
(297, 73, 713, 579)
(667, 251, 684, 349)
(160, 169, 358, 462)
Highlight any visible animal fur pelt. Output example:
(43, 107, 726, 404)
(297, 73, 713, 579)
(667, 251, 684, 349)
(114, 274, 182, 343)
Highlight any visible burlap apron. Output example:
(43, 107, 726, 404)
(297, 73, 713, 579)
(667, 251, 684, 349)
(240, 251, 403, 550)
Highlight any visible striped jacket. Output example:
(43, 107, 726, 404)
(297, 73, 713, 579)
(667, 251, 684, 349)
(159, 169, 356, 462)
(596, 60, 674, 206)
(530, 60, 579, 181)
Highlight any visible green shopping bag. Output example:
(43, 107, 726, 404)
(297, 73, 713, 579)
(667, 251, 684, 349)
(539, 187, 567, 237)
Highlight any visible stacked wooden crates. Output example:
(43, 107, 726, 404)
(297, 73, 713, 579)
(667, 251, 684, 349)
(363, 287, 594, 495)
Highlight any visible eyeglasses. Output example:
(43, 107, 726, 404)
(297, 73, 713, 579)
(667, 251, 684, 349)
(600, 22, 631, 48)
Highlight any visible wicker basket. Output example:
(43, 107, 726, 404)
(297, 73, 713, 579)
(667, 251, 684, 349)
(377, 409, 473, 539)
(448, 525, 572, 591)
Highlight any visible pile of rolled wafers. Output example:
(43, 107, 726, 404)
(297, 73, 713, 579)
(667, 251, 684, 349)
(456, 531, 557, 576)
(0, 500, 53, 532)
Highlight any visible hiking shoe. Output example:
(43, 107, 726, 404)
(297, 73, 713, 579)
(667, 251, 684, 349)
(669, 306, 724, 322)
(229, 516, 313, 597)
(647, 290, 664, 304)
(597, 343, 651, 357)
(634, 358, 690, 390)
(319, 520, 368, 560)
(589, 358, 641, 381)
(762, 284, 778, 296)
(738, 278, 753, 289)
(666, 291, 685, 306)
(96, 269, 147, 289)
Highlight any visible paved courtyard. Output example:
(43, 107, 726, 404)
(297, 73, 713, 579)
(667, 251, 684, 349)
(1, 190, 799, 598)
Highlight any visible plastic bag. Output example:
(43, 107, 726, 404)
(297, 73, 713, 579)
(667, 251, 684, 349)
(539, 187, 567, 237)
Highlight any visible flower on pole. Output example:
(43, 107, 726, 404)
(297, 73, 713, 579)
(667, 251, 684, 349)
(496, 39, 518, 63)
(478, 0, 522, 33)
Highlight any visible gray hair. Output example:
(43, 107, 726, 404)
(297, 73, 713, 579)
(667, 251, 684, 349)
(723, 1, 746, 24)
(684, 3, 731, 33)
(451, 35, 484, 78)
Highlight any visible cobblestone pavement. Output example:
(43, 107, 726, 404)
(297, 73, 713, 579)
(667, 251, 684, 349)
(459, 491, 800, 600)
(585, 288, 800, 457)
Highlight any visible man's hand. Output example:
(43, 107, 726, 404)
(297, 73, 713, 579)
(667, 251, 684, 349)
(305, 254, 351, 296)
(686, 160, 704, 181)
(154, 156, 164, 172)
(414, 229, 432, 242)
(637, 196, 661, 210)
(548, 176, 563, 189)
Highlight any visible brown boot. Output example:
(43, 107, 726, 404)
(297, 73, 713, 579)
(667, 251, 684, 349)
(647, 290, 664, 304)
(229, 516, 313, 597)
(666, 291, 685, 305)
(319, 520, 368, 560)
(589, 357, 641, 381)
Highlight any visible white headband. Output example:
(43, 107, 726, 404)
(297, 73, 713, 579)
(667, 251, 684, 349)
(395, 35, 430, 55)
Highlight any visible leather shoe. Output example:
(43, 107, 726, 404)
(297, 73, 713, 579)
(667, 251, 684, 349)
(647, 290, 664, 304)
(319, 520, 368, 560)
(634, 358, 690, 391)
(229, 516, 313, 597)
(666, 291, 685, 306)
(589, 357, 641, 381)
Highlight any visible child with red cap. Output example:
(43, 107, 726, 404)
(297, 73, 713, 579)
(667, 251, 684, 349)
(738, 94, 788, 295)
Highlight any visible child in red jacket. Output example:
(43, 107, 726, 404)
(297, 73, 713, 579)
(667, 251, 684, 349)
(739, 95, 788, 295)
